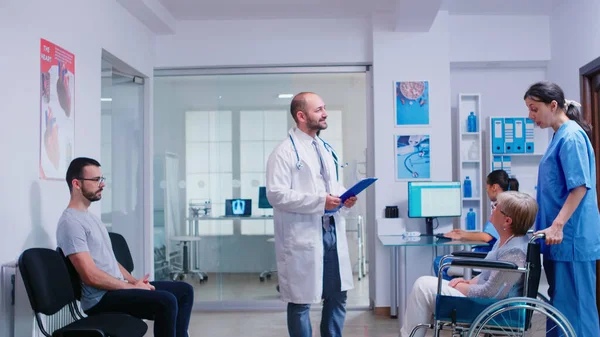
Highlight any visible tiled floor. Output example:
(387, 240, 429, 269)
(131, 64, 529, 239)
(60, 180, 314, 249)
(144, 307, 550, 337)
(144, 310, 404, 337)
(141, 270, 552, 337)
(182, 272, 370, 307)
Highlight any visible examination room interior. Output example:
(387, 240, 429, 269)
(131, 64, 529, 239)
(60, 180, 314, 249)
(2, 0, 600, 336)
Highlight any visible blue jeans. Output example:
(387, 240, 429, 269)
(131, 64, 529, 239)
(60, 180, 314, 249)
(85, 281, 194, 337)
(287, 218, 347, 337)
(432, 255, 453, 280)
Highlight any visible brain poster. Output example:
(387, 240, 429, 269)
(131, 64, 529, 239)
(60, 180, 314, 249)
(394, 81, 429, 126)
(40, 38, 75, 180)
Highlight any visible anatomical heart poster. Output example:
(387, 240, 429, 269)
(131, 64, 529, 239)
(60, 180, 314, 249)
(40, 39, 75, 180)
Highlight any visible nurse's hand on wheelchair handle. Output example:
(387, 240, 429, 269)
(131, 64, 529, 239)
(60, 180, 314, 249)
(534, 221, 563, 245)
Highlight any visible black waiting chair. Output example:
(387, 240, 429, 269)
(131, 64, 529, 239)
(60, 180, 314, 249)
(18, 248, 148, 337)
(108, 232, 134, 273)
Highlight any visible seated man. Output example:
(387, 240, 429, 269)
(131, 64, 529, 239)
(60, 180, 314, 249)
(56, 157, 193, 337)
(400, 191, 537, 337)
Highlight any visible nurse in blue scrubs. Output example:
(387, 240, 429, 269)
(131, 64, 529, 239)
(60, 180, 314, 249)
(524, 81, 600, 336)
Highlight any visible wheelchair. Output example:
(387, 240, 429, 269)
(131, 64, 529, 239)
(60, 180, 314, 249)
(408, 234, 575, 337)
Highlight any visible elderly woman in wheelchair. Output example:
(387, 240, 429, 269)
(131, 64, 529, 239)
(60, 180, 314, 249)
(400, 191, 575, 337)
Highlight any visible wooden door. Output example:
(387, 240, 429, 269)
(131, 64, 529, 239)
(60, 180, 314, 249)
(580, 57, 600, 318)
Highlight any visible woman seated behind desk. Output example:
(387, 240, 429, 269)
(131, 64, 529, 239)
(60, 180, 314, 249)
(433, 169, 520, 280)
(400, 191, 537, 337)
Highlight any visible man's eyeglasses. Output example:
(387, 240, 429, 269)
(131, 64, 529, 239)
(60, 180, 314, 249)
(77, 176, 106, 187)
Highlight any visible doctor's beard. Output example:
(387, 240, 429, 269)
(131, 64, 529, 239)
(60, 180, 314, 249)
(307, 118, 327, 132)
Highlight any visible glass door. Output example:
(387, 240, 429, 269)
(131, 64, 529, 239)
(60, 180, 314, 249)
(101, 58, 146, 279)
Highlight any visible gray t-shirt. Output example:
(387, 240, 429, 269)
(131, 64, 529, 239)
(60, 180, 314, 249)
(56, 208, 124, 311)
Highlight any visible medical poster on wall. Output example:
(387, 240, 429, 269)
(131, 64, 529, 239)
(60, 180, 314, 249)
(395, 134, 430, 180)
(39, 38, 75, 180)
(394, 81, 429, 126)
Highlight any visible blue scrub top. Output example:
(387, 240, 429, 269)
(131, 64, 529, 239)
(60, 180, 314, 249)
(536, 120, 600, 261)
(473, 220, 499, 253)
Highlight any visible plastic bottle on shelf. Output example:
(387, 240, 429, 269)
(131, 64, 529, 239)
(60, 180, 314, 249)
(463, 176, 472, 198)
(467, 111, 477, 132)
(466, 208, 476, 230)
(468, 142, 479, 160)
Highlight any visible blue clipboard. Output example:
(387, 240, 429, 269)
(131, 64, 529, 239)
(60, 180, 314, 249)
(325, 177, 378, 214)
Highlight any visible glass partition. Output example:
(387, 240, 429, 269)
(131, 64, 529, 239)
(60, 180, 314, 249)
(153, 71, 368, 308)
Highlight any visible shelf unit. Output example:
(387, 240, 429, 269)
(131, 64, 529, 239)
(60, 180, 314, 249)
(456, 93, 484, 231)
(486, 116, 551, 219)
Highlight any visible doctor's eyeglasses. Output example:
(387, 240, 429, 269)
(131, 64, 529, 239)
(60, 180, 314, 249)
(77, 176, 106, 187)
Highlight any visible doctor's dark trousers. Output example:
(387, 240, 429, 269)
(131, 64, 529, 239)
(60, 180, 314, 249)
(287, 216, 348, 337)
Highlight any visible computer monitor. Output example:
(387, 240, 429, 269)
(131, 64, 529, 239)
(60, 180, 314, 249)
(258, 186, 272, 209)
(225, 199, 252, 217)
(408, 181, 462, 235)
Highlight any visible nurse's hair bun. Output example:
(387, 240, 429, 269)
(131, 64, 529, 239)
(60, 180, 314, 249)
(564, 99, 581, 109)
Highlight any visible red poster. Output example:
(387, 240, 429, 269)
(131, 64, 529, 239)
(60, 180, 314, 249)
(40, 38, 75, 180)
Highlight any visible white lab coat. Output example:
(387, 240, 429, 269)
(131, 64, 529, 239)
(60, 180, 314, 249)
(266, 127, 354, 304)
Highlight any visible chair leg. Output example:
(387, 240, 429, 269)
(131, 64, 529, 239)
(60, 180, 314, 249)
(259, 269, 277, 282)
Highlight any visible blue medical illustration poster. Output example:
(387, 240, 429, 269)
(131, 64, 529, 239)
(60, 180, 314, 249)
(395, 134, 430, 180)
(394, 81, 429, 126)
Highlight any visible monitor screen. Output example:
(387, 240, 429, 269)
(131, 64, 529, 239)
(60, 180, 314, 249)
(225, 199, 252, 217)
(258, 186, 272, 209)
(408, 181, 461, 218)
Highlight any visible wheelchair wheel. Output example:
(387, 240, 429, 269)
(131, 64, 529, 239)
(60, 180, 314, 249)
(467, 297, 575, 337)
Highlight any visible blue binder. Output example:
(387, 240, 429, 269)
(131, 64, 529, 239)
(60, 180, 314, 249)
(513, 118, 526, 153)
(525, 118, 535, 153)
(504, 118, 515, 153)
(325, 177, 378, 214)
(493, 156, 503, 171)
(491, 118, 505, 154)
(502, 156, 512, 175)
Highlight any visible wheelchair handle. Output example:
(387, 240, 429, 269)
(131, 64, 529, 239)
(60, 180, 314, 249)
(529, 232, 545, 243)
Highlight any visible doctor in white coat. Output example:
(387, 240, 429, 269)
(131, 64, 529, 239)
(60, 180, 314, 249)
(266, 92, 357, 337)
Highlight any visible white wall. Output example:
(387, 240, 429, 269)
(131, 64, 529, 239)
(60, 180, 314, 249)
(0, 0, 154, 334)
(371, 11, 452, 307)
(155, 14, 551, 69)
(155, 18, 372, 67)
(449, 15, 551, 63)
(548, 0, 600, 99)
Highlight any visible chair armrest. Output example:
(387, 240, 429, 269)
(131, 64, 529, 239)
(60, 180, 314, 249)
(450, 259, 519, 271)
(55, 329, 105, 337)
(451, 251, 488, 259)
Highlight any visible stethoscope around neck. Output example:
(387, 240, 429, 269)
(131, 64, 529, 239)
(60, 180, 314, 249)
(288, 131, 347, 180)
